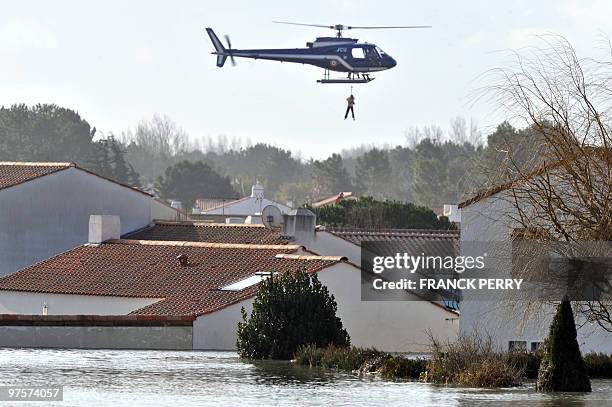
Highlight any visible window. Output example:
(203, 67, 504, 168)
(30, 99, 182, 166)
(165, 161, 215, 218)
(364, 47, 378, 58)
(531, 341, 543, 352)
(375, 46, 387, 56)
(508, 340, 527, 352)
(351, 48, 365, 59)
(220, 272, 276, 291)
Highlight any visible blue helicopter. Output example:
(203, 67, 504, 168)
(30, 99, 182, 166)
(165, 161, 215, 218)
(205, 21, 430, 84)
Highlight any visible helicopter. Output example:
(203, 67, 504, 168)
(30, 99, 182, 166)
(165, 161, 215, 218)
(205, 21, 431, 84)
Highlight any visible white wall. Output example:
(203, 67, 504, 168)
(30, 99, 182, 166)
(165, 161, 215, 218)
(0, 167, 152, 276)
(205, 198, 290, 216)
(193, 298, 254, 350)
(193, 263, 458, 353)
(0, 325, 192, 350)
(308, 231, 361, 265)
(151, 198, 191, 222)
(459, 194, 612, 353)
(318, 263, 458, 353)
(0, 291, 160, 315)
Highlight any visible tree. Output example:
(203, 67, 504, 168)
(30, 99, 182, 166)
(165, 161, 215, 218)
(236, 270, 350, 359)
(355, 148, 391, 199)
(275, 179, 315, 208)
(219, 143, 303, 197)
(537, 300, 591, 392)
(0, 103, 95, 162)
(120, 114, 190, 183)
(84, 136, 141, 187)
(410, 138, 485, 209)
(312, 153, 353, 197)
(487, 35, 612, 331)
(156, 160, 237, 209)
(310, 196, 453, 230)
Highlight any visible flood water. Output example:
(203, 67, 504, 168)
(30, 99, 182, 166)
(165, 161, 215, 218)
(0, 348, 611, 406)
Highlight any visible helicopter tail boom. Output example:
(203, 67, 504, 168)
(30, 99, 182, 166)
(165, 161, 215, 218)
(205, 28, 228, 67)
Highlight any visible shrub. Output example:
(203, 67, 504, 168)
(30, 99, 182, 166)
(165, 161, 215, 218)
(236, 271, 350, 360)
(584, 353, 612, 378)
(537, 300, 591, 392)
(293, 345, 426, 379)
(424, 333, 523, 387)
(508, 351, 542, 379)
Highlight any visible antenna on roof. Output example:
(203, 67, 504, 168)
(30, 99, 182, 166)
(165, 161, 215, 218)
(262, 205, 283, 230)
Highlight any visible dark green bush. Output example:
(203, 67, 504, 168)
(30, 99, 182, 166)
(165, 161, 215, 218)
(508, 351, 542, 379)
(308, 197, 455, 230)
(236, 271, 350, 360)
(584, 353, 612, 378)
(537, 300, 591, 392)
(504, 351, 612, 379)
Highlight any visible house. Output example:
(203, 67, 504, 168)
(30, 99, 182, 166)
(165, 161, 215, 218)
(0, 216, 458, 352)
(458, 181, 612, 353)
(442, 204, 461, 225)
(195, 183, 291, 223)
(151, 198, 192, 222)
(307, 226, 461, 267)
(0, 162, 168, 277)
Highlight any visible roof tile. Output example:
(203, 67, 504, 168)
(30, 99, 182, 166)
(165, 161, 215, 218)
(125, 221, 289, 245)
(0, 162, 72, 190)
(0, 240, 341, 316)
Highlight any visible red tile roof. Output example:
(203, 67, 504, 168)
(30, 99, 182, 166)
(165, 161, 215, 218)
(326, 228, 460, 258)
(327, 228, 459, 245)
(457, 147, 612, 209)
(0, 161, 151, 196)
(0, 240, 342, 316)
(0, 162, 72, 190)
(125, 221, 289, 245)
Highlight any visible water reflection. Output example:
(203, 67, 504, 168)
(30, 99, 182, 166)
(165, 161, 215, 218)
(0, 349, 609, 406)
(247, 359, 348, 385)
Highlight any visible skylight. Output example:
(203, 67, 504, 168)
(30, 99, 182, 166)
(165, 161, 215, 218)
(220, 272, 276, 291)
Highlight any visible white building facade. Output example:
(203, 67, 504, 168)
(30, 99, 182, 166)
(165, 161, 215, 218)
(459, 191, 612, 353)
(0, 162, 183, 277)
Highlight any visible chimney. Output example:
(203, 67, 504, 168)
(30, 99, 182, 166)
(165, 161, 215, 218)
(282, 208, 316, 247)
(177, 253, 188, 267)
(89, 215, 121, 244)
(251, 182, 264, 199)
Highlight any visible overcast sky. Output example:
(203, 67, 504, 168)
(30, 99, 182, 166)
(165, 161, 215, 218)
(2, 0, 611, 158)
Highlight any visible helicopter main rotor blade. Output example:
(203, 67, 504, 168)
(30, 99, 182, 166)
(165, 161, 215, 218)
(346, 25, 432, 29)
(272, 21, 333, 29)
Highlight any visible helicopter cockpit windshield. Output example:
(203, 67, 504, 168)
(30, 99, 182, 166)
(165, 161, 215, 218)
(375, 46, 387, 56)
(364, 46, 381, 60)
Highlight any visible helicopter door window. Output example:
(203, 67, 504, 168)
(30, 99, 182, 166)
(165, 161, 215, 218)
(351, 48, 366, 59)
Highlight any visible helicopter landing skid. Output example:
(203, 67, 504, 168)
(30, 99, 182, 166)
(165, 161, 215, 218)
(317, 78, 374, 84)
(318, 70, 374, 84)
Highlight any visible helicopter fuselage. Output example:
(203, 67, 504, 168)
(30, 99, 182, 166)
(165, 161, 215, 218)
(209, 33, 397, 73)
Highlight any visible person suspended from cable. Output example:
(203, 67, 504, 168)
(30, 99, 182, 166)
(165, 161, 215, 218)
(345, 94, 355, 120)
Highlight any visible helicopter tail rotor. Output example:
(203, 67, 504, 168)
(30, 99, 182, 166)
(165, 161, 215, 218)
(224, 34, 236, 66)
(205, 27, 236, 67)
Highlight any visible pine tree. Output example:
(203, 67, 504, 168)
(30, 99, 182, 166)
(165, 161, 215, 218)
(236, 270, 350, 359)
(536, 300, 591, 392)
